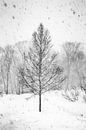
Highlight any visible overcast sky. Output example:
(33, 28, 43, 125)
(0, 0, 86, 51)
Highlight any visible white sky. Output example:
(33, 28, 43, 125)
(0, 0, 86, 51)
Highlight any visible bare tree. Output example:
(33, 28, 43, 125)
(0, 47, 6, 93)
(63, 42, 80, 93)
(15, 41, 29, 94)
(18, 23, 64, 112)
(0, 45, 14, 94)
(73, 50, 85, 89)
(73, 50, 86, 93)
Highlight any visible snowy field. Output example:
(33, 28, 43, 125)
(0, 91, 86, 130)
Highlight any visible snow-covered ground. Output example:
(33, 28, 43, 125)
(0, 90, 86, 130)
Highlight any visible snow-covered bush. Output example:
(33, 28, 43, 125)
(62, 89, 79, 102)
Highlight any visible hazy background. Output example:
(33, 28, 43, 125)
(0, 0, 86, 51)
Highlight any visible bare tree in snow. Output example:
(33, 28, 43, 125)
(15, 41, 29, 94)
(0, 45, 14, 94)
(73, 50, 85, 89)
(74, 50, 86, 93)
(63, 42, 80, 93)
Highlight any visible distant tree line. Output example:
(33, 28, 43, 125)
(0, 23, 86, 111)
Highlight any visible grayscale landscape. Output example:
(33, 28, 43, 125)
(0, 0, 86, 129)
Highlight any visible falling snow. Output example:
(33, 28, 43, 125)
(0, 0, 86, 49)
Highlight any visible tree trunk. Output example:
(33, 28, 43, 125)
(39, 89, 41, 112)
(17, 85, 20, 95)
(6, 72, 9, 94)
(75, 62, 82, 89)
(21, 85, 23, 94)
(39, 47, 42, 112)
(39, 68, 42, 112)
(65, 58, 70, 93)
(1, 67, 6, 94)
